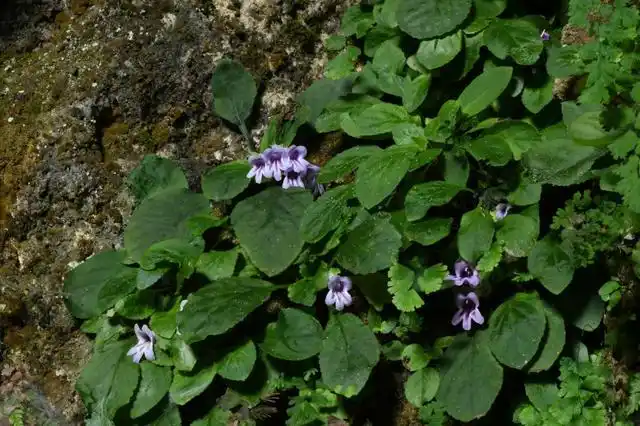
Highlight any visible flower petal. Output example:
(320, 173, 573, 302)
(462, 314, 472, 331)
(451, 309, 464, 326)
(143, 343, 155, 361)
(470, 308, 484, 325)
(455, 293, 466, 309)
(325, 291, 336, 306)
(132, 350, 143, 364)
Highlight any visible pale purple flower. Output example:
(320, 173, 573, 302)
(446, 260, 480, 287)
(303, 164, 325, 196)
(325, 274, 353, 311)
(495, 203, 511, 221)
(540, 30, 550, 41)
(127, 324, 156, 363)
(282, 167, 305, 189)
(247, 154, 268, 184)
(287, 145, 310, 173)
(263, 145, 290, 181)
(452, 292, 484, 331)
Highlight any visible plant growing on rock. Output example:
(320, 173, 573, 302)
(62, 0, 640, 424)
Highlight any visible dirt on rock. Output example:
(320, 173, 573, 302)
(0, 0, 347, 423)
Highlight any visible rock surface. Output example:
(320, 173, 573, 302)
(0, 0, 346, 422)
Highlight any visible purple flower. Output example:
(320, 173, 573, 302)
(325, 274, 353, 311)
(540, 29, 550, 41)
(127, 324, 156, 363)
(303, 164, 325, 196)
(282, 167, 305, 189)
(495, 203, 511, 221)
(446, 260, 480, 287)
(263, 145, 290, 181)
(452, 292, 484, 331)
(287, 145, 310, 173)
(247, 154, 268, 184)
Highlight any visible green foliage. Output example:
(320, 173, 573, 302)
(66, 0, 640, 424)
(319, 314, 380, 397)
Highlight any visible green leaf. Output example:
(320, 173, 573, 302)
(325, 35, 346, 51)
(397, 0, 471, 39)
(131, 363, 172, 418)
(124, 188, 210, 263)
(527, 238, 574, 294)
(115, 289, 157, 320)
(476, 242, 502, 273)
(508, 182, 541, 206)
(443, 152, 469, 187)
(315, 96, 381, 133)
(480, 120, 540, 160)
(528, 304, 565, 373)
(379, 0, 400, 28)
(319, 313, 380, 397)
(404, 218, 452, 246)
(388, 263, 424, 312)
(438, 333, 503, 422)
(496, 214, 538, 257)
(170, 339, 197, 372)
(325, 47, 360, 80)
(64, 250, 138, 319)
(484, 19, 543, 65)
(524, 382, 559, 411)
(457, 208, 495, 263)
(318, 146, 382, 183)
(231, 187, 312, 276)
(546, 45, 584, 78)
(298, 78, 353, 124)
(461, 31, 485, 78)
(195, 250, 238, 281)
(405, 181, 463, 222)
(402, 344, 430, 371)
(177, 277, 276, 342)
(568, 111, 625, 147)
(201, 161, 251, 202)
(336, 217, 402, 274)
(341, 5, 375, 38)
(488, 292, 546, 369)
(300, 185, 354, 242)
(466, 134, 513, 166)
(169, 363, 217, 406)
(572, 293, 604, 332)
(150, 300, 180, 339)
(474, 0, 506, 18)
(127, 155, 188, 203)
(192, 408, 231, 426)
(77, 340, 140, 417)
(458, 66, 513, 116)
(405, 368, 440, 407)
(147, 402, 181, 426)
(417, 264, 448, 294)
(416, 31, 462, 70)
(341, 103, 412, 137)
(372, 40, 405, 74)
(523, 124, 600, 186)
(218, 340, 256, 381)
(356, 145, 418, 209)
(211, 59, 257, 128)
(262, 308, 323, 361)
(140, 238, 204, 271)
(522, 77, 554, 114)
(402, 74, 431, 113)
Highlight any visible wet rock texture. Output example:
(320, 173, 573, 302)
(0, 0, 346, 422)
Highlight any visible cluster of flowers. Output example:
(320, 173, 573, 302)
(447, 260, 484, 331)
(247, 144, 324, 196)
